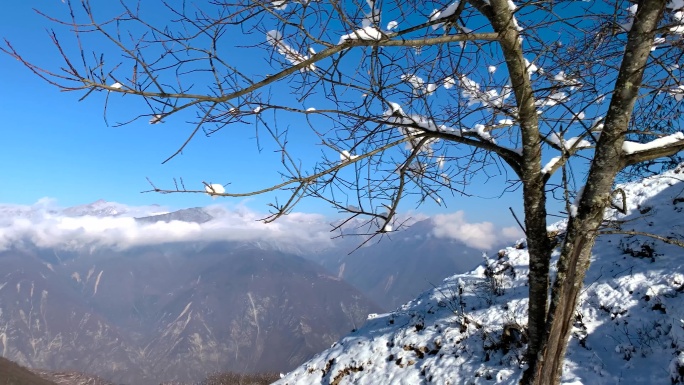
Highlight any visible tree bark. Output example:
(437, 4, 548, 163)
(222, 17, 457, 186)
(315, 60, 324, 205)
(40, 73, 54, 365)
(524, 2, 667, 384)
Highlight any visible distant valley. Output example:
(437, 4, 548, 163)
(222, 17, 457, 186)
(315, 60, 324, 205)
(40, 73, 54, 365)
(0, 200, 514, 383)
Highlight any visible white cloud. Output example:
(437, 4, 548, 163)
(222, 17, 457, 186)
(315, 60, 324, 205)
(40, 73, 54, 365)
(0, 201, 334, 254)
(0, 200, 521, 255)
(501, 226, 525, 240)
(430, 211, 522, 249)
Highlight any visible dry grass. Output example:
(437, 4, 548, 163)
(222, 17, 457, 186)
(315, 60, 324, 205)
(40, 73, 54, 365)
(197, 371, 281, 385)
(0, 357, 58, 385)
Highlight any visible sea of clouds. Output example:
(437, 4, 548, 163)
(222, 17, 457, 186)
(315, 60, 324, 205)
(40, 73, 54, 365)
(0, 199, 523, 253)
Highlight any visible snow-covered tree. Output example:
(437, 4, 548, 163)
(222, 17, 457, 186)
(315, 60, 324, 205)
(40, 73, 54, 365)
(5, 0, 684, 384)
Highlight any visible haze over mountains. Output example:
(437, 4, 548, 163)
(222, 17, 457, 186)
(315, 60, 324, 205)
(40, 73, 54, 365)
(0, 199, 521, 383)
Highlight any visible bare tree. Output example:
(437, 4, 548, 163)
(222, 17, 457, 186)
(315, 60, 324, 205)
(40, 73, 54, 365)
(5, 0, 684, 384)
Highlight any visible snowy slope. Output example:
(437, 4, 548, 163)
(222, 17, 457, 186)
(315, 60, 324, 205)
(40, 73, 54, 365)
(276, 165, 684, 385)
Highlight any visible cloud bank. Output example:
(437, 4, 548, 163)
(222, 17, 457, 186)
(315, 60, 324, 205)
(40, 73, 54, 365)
(0, 200, 523, 253)
(431, 211, 525, 249)
(0, 200, 334, 253)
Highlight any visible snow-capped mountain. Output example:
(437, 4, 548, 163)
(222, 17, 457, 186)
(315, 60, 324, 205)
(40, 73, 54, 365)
(135, 207, 213, 224)
(276, 165, 684, 385)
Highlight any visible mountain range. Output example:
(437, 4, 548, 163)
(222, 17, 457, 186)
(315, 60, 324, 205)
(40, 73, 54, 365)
(0, 200, 511, 383)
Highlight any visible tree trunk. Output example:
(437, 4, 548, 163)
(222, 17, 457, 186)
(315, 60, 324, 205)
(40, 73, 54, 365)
(475, 0, 553, 366)
(523, 1, 667, 384)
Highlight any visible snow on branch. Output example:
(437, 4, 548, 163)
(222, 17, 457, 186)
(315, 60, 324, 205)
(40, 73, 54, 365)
(429, 2, 461, 24)
(546, 132, 592, 151)
(620, 4, 639, 32)
(552, 71, 581, 90)
(671, 10, 684, 34)
(361, 0, 380, 28)
(450, 74, 512, 108)
(669, 84, 684, 101)
(266, 30, 316, 72)
(382, 102, 496, 146)
(340, 150, 359, 162)
(401, 74, 437, 96)
(204, 183, 226, 197)
(541, 156, 561, 175)
(429, 2, 462, 31)
(541, 132, 593, 176)
(269, 0, 319, 11)
(622, 132, 684, 155)
(338, 26, 385, 44)
(535, 91, 568, 108)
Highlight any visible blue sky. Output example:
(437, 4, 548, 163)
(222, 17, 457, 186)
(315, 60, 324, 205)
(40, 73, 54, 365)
(0, 1, 526, 227)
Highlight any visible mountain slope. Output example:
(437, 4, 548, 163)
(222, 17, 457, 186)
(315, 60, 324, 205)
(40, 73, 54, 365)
(314, 219, 490, 310)
(0, 356, 57, 385)
(0, 243, 381, 384)
(276, 166, 684, 384)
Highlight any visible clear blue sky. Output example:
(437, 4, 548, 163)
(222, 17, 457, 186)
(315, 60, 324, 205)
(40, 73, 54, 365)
(0, 1, 527, 226)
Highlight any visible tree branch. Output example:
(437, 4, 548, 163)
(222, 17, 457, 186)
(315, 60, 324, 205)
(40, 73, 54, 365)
(622, 138, 684, 167)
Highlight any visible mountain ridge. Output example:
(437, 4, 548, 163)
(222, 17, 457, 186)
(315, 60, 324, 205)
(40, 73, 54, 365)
(276, 165, 684, 385)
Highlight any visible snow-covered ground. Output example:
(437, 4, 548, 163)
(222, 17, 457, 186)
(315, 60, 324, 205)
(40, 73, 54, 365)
(276, 165, 684, 385)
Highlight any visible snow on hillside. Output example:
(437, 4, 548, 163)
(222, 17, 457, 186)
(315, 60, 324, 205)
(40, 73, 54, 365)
(276, 165, 684, 385)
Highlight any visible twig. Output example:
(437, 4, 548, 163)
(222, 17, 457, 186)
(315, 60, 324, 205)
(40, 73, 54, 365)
(509, 207, 527, 236)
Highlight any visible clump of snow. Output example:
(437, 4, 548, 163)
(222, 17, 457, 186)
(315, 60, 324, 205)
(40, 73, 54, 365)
(429, 2, 460, 31)
(457, 75, 512, 108)
(382, 101, 496, 145)
(541, 155, 561, 174)
(436, 155, 445, 170)
(276, 165, 684, 385)
(361, 0, 380, 29)
(536, 91, 568, 108)
(204, 183, 225, 196)
(546, 132, 592, 151)
(401, 74, 437, 96)
(668, 84, 684, 102)
(340, 150, 359, 162)
(272, 0, 287, 10)
(338, 26, 384, 44)
(524, 58, 541, 77)
(488, 65, 497, 74)
(473, 124, 492, 142)
(267, 30, 316, 71)
(652, 36, 666, 51)
(553, 71, 581, 90)
(620, 4, 639, 31)
(386, 21, 398, 31)
(441, 173, 450, 184)
(110, 82, 123, 89)
(667, 0, 684, 34)
(568, 185, 584, 217)
(671, 11, 684, 34)
(149, 114, 163, 124)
